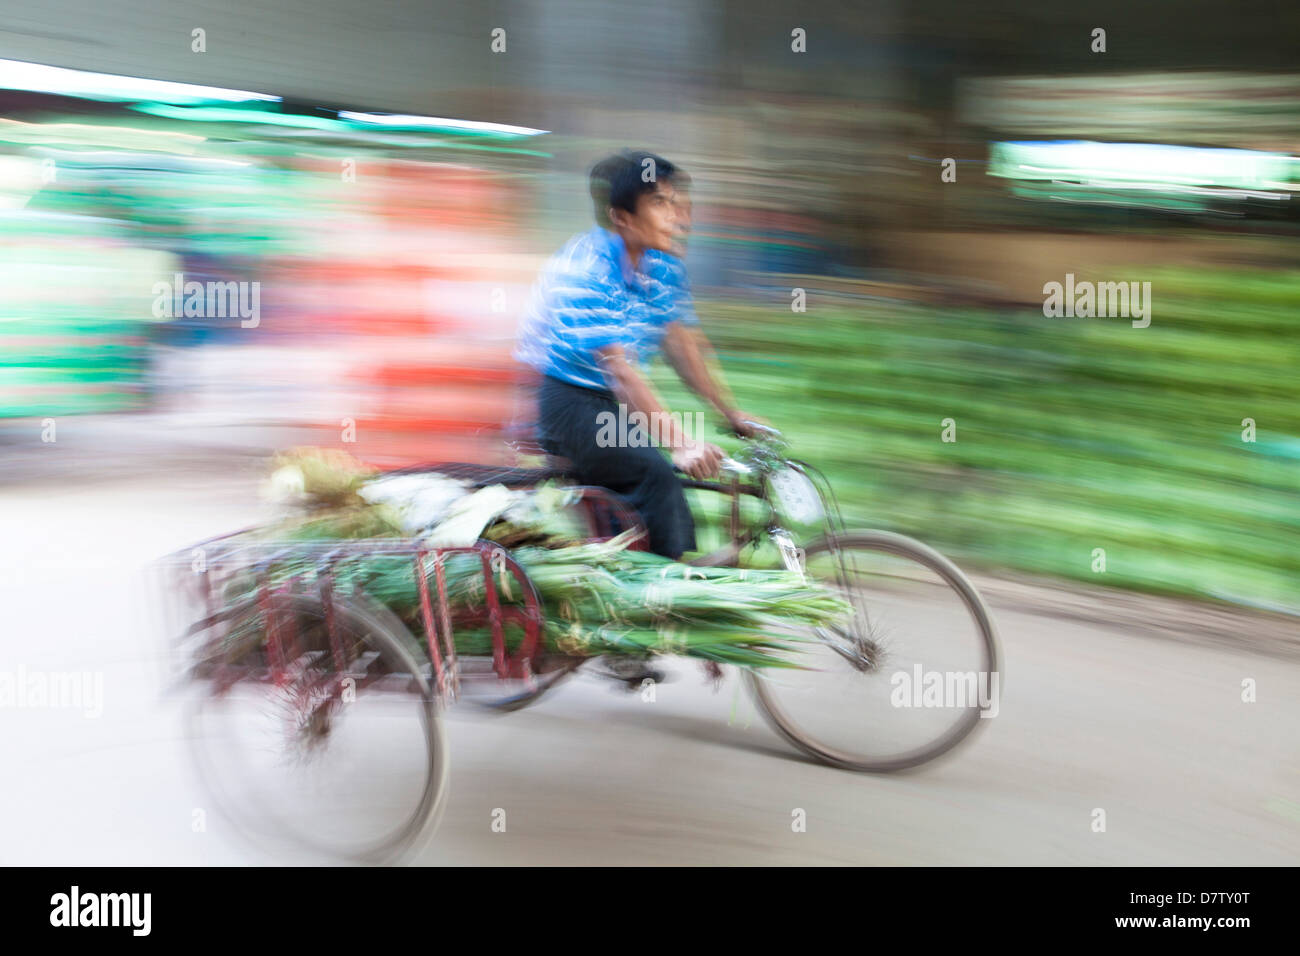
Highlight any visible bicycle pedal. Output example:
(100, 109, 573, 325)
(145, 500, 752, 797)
(592, 664, 668, 688)
(621, 669, 666, 691)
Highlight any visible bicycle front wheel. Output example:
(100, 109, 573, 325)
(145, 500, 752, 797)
(747, 530, 1000, 771)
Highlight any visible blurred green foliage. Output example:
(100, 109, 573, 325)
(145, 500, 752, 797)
(656, 269, 1300, 611)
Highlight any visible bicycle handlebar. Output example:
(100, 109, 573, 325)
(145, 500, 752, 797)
(670, 420, 783, 480)
(672, 457, 750, 477)
(718, 420, 783, 441)
(739, 420, 782, 440)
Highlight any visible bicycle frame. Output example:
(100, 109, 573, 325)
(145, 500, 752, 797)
(679, 445, 874, 667)
(677, 472, 769, 567)
(678, 431, 851, 568)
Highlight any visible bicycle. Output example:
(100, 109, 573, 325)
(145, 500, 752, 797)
(491, 420, 1002, 771)
(162, 422, 999, 862)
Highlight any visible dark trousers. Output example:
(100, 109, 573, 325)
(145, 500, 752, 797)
(536, 375, 696, 560)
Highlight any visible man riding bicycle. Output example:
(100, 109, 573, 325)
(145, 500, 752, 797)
(514, 150, 761, 560)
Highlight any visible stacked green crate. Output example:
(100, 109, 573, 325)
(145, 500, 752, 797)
(0, 225, 169, 417)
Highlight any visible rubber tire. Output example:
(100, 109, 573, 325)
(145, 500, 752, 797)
(185, 591, 450, 863)
(746, 530, 1000, 772)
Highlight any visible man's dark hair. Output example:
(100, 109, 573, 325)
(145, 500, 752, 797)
(589, 150, 689, 227)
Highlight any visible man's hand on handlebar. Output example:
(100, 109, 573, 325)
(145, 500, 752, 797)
(724, 410, 771, 439)
(672, 438, 725, 480)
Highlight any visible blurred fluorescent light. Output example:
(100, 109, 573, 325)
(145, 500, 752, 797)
(131, 103, 339, 129)
(0, 58, 279, 104)
(127, 105, 551, 155)
(992, 141, 1296, 191)
(338, 112, 547, 137)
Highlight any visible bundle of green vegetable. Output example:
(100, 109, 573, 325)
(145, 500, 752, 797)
(219, 448, 848, 669)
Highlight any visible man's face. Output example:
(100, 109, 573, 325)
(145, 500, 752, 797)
(611, 180, 691, 257)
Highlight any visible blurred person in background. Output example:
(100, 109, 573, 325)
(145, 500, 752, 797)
(514, 150, 762, 561)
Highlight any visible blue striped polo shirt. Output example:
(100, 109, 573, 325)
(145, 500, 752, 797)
(513, 226, 699, 392)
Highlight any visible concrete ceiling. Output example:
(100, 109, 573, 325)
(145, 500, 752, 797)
(0, 0, 903, 124)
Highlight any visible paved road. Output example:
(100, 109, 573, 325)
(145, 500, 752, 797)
(2, 469, 1297, 865)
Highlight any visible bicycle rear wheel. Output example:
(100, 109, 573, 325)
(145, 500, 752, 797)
(747, 530, 999, 771)
(186, 592, 449, 862)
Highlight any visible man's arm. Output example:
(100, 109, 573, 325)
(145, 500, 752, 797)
(596, 345, 723, 479)
(660, 322, 762, 436)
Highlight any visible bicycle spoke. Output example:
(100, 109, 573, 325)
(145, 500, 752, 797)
(750, 531, 999, 771)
